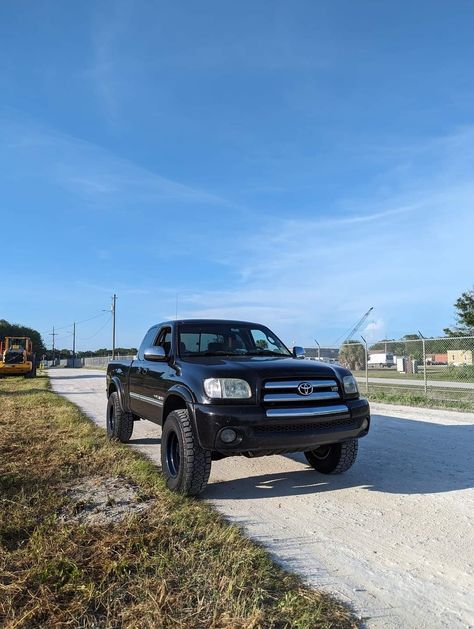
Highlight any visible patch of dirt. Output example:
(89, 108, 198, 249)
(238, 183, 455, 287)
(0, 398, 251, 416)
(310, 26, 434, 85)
(61, 476, 152, 526)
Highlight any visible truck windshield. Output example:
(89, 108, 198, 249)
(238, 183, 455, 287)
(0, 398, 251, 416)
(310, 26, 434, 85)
(178, 323, 291, 357)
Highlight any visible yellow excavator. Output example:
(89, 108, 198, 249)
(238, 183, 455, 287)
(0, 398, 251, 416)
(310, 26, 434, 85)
(0, 336, 36, 377)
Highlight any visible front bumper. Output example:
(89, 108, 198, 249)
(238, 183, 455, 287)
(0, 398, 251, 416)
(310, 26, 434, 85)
(192, 398, 370, 453)
(0, 361, 33, 375)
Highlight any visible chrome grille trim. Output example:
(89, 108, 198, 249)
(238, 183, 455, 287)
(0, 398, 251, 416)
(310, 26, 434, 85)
(263, 391, 340, 403)
(264, 379, 337, 390)
(266, 404, 348, 418)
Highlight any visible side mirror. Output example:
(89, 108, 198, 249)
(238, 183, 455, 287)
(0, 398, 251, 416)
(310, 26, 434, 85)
(144, 346, 167, 362)
(293, 346, 305, 359)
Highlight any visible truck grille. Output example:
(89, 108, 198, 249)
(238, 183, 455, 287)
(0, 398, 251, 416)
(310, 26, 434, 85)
(262, 378, 348, 419)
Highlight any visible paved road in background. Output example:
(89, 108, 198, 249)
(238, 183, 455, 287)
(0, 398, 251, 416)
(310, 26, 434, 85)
(50, 369, 474, 629)
(356, 376, 474, 390)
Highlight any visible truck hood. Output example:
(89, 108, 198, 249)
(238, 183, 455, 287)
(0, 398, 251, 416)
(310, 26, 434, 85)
(178, 355, 351, 381)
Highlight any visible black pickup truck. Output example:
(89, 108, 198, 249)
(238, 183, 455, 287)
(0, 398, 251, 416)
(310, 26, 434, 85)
(106, 319, 370, 496)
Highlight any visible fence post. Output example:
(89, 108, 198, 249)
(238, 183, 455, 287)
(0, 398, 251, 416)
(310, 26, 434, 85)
(419, 333, 427, 396)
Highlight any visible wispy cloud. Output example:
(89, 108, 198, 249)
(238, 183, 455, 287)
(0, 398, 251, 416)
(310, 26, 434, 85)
(0, 118, 233, 209)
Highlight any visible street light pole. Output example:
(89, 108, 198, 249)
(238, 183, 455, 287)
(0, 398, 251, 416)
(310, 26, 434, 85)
(361, 335, 369, 395)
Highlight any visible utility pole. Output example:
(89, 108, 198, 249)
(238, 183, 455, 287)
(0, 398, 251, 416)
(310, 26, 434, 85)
(72, 322, 76, 368)
(112, 294, 117, 360)
(49, 326, 57, 366)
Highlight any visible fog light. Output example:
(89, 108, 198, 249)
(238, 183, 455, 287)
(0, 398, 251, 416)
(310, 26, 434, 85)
(220, 428, 237, 444)
(361, 418, 369, 430)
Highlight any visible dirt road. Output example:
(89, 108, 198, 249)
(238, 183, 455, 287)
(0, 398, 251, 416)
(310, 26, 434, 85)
(49, 368, 474, 628)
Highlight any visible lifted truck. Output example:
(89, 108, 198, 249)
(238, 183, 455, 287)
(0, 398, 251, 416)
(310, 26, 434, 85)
(106, 320, 370, 496)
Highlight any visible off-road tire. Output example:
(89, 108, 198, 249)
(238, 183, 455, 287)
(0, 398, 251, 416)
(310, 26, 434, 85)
(106, 391, 134, 442)
(161, 408, 212, 497)
(26, 355, 36, 378)
(304, 439, 358, 474)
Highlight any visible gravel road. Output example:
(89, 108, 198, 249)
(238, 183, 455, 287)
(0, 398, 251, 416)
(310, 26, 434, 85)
(49, 368, 474, 628)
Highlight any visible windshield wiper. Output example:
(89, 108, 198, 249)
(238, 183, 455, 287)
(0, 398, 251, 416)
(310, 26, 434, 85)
(246, 349, 289, 356)
(184, 351, 241, 357)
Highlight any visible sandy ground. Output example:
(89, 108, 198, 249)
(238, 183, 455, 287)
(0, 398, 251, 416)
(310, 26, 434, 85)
(49, 368, 474, 628)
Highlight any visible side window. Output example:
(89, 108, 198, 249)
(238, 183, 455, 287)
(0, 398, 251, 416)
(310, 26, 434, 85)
(154, 327, 172, 356)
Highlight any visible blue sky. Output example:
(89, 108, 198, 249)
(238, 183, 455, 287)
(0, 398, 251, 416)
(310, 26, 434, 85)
(1, 1, 473, 351)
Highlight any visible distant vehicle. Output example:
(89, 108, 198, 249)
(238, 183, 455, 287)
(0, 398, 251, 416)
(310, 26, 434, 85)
(368, 352, 395, 368)
(107, 319, 370, 496)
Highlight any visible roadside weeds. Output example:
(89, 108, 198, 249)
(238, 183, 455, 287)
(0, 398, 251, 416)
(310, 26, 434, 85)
(0, 375, 357, 628)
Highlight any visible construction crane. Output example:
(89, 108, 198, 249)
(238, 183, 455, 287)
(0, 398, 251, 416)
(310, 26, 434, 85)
(339, 307, 374, 345)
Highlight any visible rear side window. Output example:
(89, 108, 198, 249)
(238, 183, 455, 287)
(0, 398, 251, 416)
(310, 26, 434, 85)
(180, 332, 223, 354)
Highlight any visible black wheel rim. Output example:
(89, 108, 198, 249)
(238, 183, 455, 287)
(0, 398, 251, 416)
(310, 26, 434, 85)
(166, 431, 181, 478)
(313, 445, 331, 460)
(108, 403, 115, 432)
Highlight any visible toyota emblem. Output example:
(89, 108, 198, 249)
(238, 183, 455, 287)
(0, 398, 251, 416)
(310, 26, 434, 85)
(297, 382, 313, 396)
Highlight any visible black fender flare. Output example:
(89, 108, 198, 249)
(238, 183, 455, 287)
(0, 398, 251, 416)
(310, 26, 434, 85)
(163, 384, 201, 439)
(167, 383, 195, 403)
(108, 376, 128, 412)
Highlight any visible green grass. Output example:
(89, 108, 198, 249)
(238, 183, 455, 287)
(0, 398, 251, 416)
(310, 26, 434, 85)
(362, 387, 474, 412)
(0, 375, 356, 628)
(354, 365, 474, 382)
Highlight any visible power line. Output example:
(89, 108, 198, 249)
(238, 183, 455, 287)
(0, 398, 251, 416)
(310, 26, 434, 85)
(52, 311, 107, 332)
(80, 316, 112, 341)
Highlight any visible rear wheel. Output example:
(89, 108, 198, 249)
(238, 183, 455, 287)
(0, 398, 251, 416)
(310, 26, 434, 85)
(106, 392, 134, 442)
(161, 409, 211, 496)
(304, 439, 358, 474)
(26, 355, 36, 378)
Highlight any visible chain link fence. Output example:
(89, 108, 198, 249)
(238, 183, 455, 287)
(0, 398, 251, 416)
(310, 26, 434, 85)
(338, 335, 474, 408)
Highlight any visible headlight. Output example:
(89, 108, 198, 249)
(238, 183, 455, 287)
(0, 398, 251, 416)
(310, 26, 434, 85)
(343, 375, 359, 395)
(204, 378, 252, 399)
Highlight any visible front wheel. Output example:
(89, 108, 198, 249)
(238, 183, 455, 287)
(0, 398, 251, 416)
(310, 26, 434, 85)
(304, 439, 358, 474)
(106, 392, 134, 442)
(161, 409, 212, 496)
